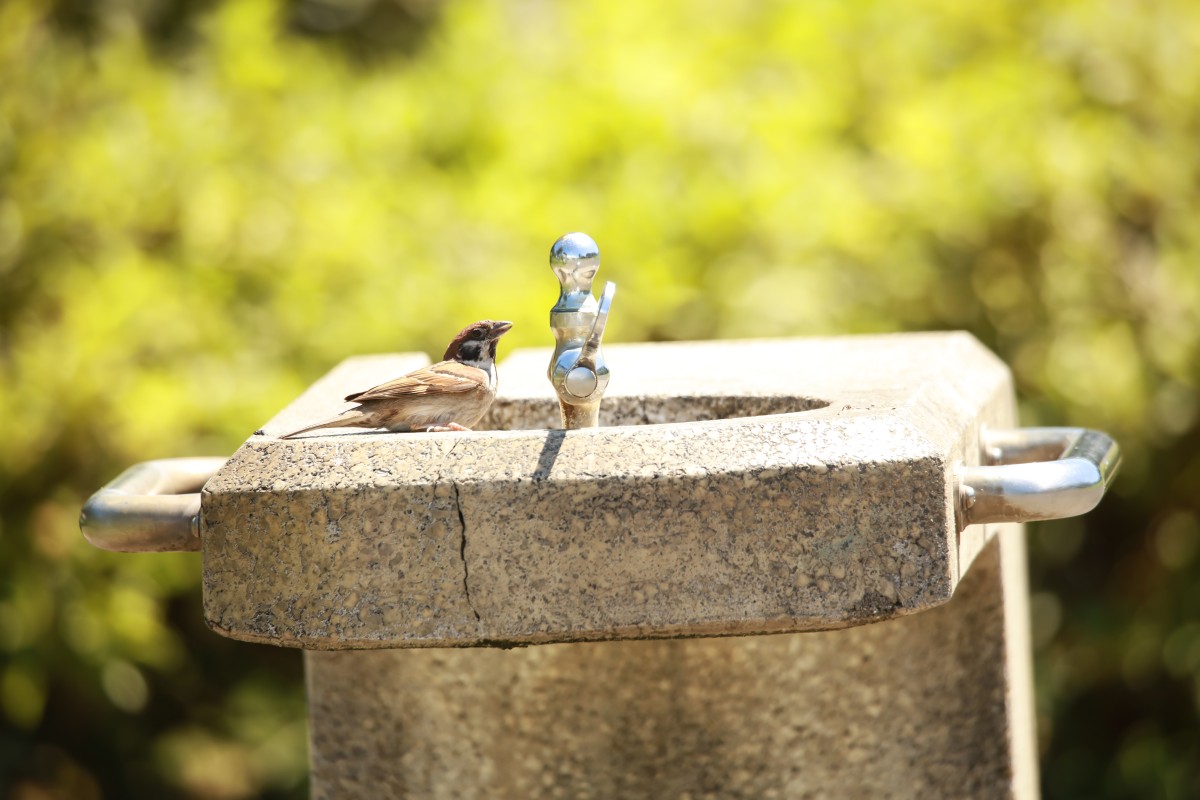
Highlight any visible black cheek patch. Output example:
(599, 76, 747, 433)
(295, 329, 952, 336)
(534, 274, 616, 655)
(458, 341, 483, 362)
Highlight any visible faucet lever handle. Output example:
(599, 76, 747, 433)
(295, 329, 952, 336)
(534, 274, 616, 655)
(577, 281, 616, 369)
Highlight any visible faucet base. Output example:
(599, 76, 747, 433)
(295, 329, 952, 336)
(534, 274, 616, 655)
(558, 400, 601, 429)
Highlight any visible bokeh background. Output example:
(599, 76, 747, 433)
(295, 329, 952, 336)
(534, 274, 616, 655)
(1, 0, 1198, 797)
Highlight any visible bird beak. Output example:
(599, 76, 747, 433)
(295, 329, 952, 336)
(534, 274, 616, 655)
(489, 321, 513, 339)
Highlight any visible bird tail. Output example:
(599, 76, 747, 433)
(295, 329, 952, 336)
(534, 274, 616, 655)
(277, 410, 371, 440)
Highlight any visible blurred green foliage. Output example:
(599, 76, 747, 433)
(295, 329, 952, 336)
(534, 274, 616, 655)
(1, 0, 1198, 797)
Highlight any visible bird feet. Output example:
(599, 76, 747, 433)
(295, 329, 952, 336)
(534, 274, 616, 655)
(424, 423, 471, 433)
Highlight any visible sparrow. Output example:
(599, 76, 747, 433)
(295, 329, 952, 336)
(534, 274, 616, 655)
(277, 320, 513, 439)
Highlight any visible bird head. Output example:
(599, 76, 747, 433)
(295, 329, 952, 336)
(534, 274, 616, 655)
(444, 320, 513, 363)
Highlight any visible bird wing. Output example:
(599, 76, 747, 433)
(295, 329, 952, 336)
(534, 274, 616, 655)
(344, 361, 486, 402)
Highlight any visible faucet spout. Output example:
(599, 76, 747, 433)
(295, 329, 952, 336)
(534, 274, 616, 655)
(548, 232, 615, 429)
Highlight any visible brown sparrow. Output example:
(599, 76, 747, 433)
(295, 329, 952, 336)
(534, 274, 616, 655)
(278, 320, 513, 439)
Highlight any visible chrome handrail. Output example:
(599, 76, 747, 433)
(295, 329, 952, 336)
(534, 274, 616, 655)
(80, 457, 226, 552)
(958, 428, 1120, 527)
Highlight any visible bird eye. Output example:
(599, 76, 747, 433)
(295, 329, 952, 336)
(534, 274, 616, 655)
(470, 328, 485, 339)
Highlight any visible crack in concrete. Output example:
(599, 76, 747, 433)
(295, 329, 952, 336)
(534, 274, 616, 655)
(440, 438, 479, 624)
(452, 481, 481, 622)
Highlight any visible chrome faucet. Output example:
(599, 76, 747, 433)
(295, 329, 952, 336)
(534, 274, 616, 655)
(548, 232, 616, 429)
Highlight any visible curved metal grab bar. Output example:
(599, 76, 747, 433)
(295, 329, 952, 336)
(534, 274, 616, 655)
(958, 427, 1120, 527)
(80, 457, 226, 552)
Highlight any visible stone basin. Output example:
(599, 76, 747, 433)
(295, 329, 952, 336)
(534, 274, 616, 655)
(201, 332, 1013, 650)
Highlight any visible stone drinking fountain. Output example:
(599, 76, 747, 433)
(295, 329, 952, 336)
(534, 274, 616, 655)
(81, 233, 1119, 799)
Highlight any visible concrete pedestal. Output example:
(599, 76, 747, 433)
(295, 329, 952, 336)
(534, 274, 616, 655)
(307, 532, 1033, 799)
(201, 333, 1037, 798)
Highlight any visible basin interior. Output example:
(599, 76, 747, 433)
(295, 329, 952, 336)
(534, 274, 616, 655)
(258, 349, 833, 440)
